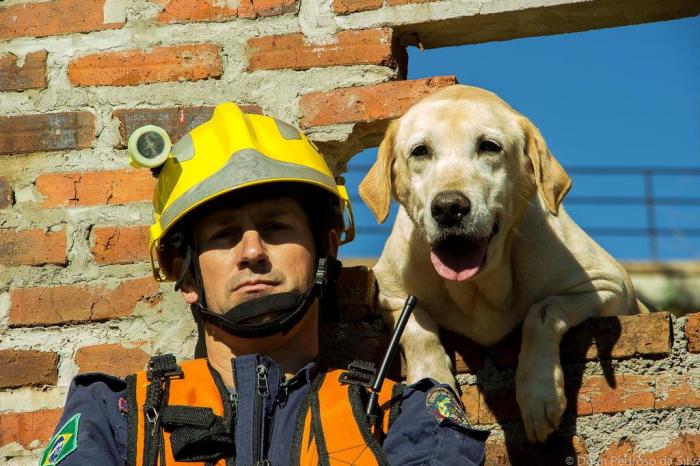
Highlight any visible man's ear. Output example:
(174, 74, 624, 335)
(359, 120, 399, 224)
(172, 256, 199, 305)
(520, 117, 572, 216)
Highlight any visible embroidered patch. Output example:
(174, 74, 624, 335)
(118, 396, 128, 415)
(40, 413, 80, 466)
(425, 387, 471, 429)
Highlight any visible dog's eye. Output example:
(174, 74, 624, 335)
(410, 144, 429, 158)
(479, 139, 502, 153)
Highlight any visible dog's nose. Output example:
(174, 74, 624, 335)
(431, 191, 471, 226)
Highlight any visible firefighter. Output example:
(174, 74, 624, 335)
(42, 103, 488, 466)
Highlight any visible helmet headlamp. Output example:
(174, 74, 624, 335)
(128, 125, 172, 168)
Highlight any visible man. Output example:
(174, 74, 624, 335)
(41, 103, 488, 466)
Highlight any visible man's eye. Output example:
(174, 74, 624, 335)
(263, 222, 291, 232)
(210, 228, 238, 241)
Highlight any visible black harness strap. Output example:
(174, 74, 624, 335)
(160, 363, 236, 463)
(289, 371, 325, 466)
(347, 384, 390, 466)
(309, 381, 331, 466)
(125, 375, 139, 466)
(142, 355, 182, 466)
(388, 382, 405, 430)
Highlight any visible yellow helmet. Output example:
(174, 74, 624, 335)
(128, 103, 355, 282)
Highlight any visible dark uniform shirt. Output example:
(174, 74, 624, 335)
(44, 354, 487, 465)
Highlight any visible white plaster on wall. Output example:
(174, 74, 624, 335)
(103, 0, 127, 25)
(298, 0, 339, 42)
(0, 386, 68, 414)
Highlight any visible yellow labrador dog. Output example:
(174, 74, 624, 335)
(359, 85, 647, 442)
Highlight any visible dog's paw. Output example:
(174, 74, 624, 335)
(406, 350, 457, 391)
(516, 356, 567, 443)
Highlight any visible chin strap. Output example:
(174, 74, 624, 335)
(175, 244, 341, 338)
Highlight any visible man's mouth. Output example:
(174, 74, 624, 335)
(429, 223, 499, 281)
(234, 280, 277, 293)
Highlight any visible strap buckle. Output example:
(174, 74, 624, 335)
(338, 360, 376, 388)
(147, 354, 183, 381)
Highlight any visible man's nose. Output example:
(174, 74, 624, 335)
(237, 230, 269, 267)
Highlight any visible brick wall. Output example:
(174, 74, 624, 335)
(322, 269, 700, 466)
(1, 0, 699, 464)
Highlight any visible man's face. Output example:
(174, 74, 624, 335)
(190, 196, 316, 316)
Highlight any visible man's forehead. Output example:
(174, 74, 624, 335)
(197, 196, 301, 225)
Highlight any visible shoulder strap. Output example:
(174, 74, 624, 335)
(126, 357, 230, 466)
(294, 368, 397, 466)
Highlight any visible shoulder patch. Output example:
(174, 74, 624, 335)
(425, 387, 471, 429)
(40, 413, 80, 466)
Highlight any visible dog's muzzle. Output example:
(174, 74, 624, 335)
(429, 222, 499, 282)
(431, 190, 471, 227)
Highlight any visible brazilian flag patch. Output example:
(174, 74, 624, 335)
(425, 387, 471, 429)
(40, 413, 80, 466)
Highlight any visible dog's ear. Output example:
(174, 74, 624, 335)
(521, 118, 572, 216)
(359, 120, 398, 224)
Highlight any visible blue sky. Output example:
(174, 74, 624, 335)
(340, 15, 700, 261)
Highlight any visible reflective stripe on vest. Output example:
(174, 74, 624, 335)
(127, 359, 398, 466)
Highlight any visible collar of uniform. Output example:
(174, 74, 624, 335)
(287, 358, 318, 388)
(230, 354, 278, 401)
(229, 354, 318, 397)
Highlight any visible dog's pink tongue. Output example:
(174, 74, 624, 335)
(430, 239, 487, 281)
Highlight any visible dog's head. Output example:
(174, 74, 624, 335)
(359, 85, 571, 281)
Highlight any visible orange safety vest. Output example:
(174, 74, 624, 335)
(125, 358, 399, 466)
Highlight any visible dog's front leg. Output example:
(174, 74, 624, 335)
(516, 289, 627, 442)
(380, 297, 456, 391)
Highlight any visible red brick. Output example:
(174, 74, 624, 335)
(575, 375, 655, 415)
(0, 350, 59, 389)
(441, 330, 483, 374)
(0, 0, 124, 40)
(460, 385, 480, 425)
(76, 343, 150, 378)
(0, 229, 67, 266)
(492, 312, 672, 368)
(0, 51, 47, 91)
(333, 0, 383, 14)
(247, 29, 405, 72)
(460, 370, 699, 426)
(113, 104, 262, 148)
(0, 112, 95, 155)
(460, 385, 520, 425)
(600, 434, 700, 466)
(686, 312, 700, 353)
(91, 226, 149, 264)
(485, 436, 588, 466)
(319, 332, 395, 375)
(0, 409, 62, 449)
(654, 373, 700, 409)
(0, 176, 12, 208)
(68, 44, 222, 87)
(335, 266, 376, 320)
(300, 76, 457, 128)
(157, 0, 298, 23)
(35, 169, 155, 208)
(8, 277, 161, 327)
